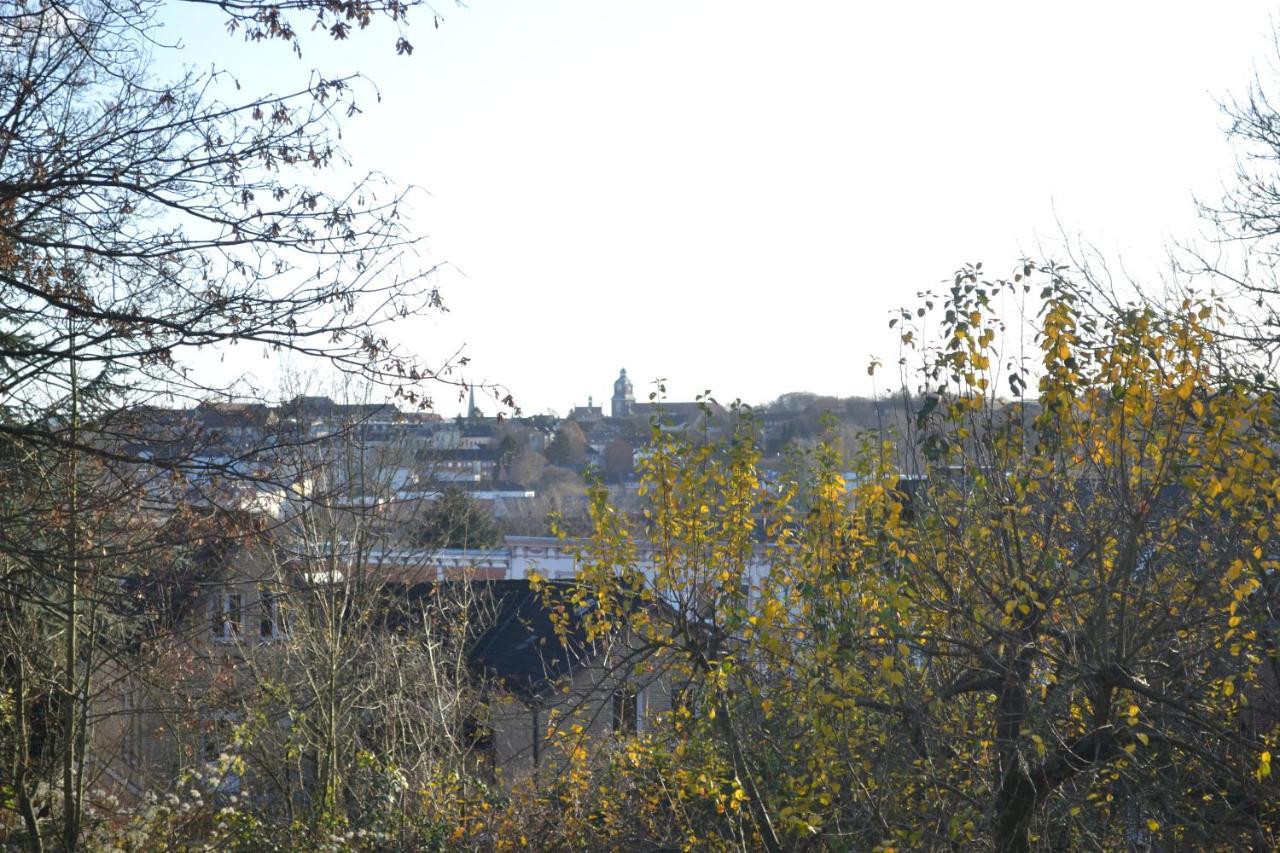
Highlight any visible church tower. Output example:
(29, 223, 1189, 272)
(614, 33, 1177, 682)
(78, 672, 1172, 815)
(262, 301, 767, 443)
(611, 368, 634, 417)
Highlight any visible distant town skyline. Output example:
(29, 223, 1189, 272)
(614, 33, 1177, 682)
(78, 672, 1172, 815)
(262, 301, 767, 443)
(161, 2, 1278, 417)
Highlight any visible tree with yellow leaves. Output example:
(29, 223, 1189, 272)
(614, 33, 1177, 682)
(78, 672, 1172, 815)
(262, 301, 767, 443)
(860, 263, 1279, 850)
(540, 265, 1278, 852)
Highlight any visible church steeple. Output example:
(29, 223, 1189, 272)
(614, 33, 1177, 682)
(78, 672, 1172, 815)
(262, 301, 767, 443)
(611, 368, 634, 418)
(467, 384, 478, 419)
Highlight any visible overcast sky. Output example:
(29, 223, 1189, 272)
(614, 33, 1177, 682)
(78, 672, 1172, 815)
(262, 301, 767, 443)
(167, 2, 1278, 415)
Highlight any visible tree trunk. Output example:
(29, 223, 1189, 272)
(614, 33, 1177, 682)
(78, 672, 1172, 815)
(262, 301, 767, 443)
(714, 696, 783, 853)
(993, 641, 1034, 853)
(61, 331, 80, 853)
(12, 648, 45, 853)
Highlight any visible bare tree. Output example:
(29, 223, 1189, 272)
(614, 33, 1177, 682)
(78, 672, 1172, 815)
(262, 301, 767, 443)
(222, 418, 492, 844)
(0, 1, 464, 848)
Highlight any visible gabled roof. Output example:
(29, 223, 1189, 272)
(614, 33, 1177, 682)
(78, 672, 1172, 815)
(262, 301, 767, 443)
(416, 447, 502, 463)
(631, 401, 725, 421)
(398, 579, 598, 701)
(467, 580, 592, 699)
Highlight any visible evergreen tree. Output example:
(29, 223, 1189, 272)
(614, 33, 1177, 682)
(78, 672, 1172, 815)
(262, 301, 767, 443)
(417, 487, 502, 550)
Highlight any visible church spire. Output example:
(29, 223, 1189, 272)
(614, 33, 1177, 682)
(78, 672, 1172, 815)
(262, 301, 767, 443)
(611, 368, 634, 418)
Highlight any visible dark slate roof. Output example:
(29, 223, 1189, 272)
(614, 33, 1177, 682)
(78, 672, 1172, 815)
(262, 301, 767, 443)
(518, 415, 559, 432)
(416, 447, 502, 463)
(631, 401, 725, 421)
(467, 580, 591, 698)
(281, 396, 398, 420)
(398, 580, 595, 701)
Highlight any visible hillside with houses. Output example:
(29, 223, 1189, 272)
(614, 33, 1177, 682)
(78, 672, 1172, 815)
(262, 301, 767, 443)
(111, 371, 910, 545)
(5, 2, 1280, 850)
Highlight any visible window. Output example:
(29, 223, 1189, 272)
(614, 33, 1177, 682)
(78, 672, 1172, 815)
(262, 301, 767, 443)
(210, 590, 242, 641)
(671, 683, 691, 719)
(531, 706, 542, 767)
(463, 712, 496, 778)
(463, 715, 493, 754)
(259, 585, 282, 639)
(201, 711, 242, 794)
(612, 685, 638, 735)
(121, 687, 139, 767)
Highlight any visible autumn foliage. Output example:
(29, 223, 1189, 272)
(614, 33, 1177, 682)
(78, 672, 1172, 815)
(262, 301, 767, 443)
(3, 1, 1280, 849)
(491, 266, 1280, 852)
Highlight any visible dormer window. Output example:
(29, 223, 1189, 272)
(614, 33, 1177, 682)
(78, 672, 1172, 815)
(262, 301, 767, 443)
(210, 590, 242, 641)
